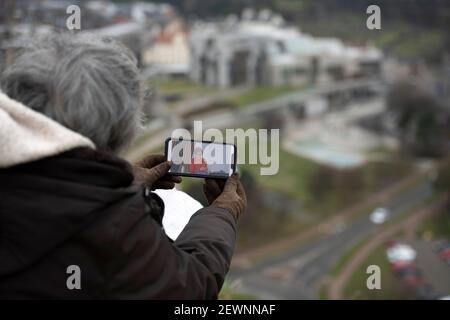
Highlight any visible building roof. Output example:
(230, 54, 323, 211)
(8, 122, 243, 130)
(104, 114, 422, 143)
(190, 18, 383, 62)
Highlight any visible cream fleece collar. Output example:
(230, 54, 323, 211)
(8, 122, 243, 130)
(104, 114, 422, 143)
(0, 91, 95, 168)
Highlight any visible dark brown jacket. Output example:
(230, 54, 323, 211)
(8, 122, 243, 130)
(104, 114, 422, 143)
(0, 148, 237, 299)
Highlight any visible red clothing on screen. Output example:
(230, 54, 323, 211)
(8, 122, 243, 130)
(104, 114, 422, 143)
(189, 156, 208, 174)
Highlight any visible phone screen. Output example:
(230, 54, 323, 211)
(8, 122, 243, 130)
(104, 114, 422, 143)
(165, 139, 236, 179)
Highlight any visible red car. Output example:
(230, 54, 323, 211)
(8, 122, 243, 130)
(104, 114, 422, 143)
(404, 273, 424, 287)
(391, 260, 415, 271)
(438, 247, 450, 260)
(385, 239, 397, 248)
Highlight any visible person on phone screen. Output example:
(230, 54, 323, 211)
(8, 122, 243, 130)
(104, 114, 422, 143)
(189, 147, 208, 174)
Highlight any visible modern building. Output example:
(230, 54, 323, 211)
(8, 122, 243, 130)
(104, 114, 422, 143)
(189, 11, 383, 88)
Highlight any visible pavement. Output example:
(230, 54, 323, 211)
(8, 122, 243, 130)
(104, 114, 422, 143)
(228, 181, 433, 299)
(328, 195, 447, 299)
(412, 239, 450, 297)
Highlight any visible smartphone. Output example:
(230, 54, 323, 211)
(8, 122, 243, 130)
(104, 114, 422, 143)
(165, 138, 236, 179)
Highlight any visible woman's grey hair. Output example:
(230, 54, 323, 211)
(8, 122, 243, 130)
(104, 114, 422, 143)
(0, 33, 142, 153)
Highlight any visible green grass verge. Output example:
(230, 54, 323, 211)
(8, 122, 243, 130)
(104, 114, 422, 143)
(317, 283, 329, 300)
(342, 245, 411, 299)
(219, 280, 258, 300)
(242, 147, 319, 200)
(244, 148, 414, 217)
(149, 78, 214, 95)
(228, 86, 302, 108)
(417, 204, 450, 240)
(329, 238, 367, 278)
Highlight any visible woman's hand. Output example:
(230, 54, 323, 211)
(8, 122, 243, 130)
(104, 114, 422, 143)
(203, 172, 247, 219)
(133, 154, 182, 190)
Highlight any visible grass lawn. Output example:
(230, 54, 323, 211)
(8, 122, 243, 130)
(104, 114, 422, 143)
(219, 280, 258, 300)
(392, 29, 446, 59)
(242, 147, 319, 203)
(244, 150, 413, 216)
(294, 9, 446, 61)
(228, 85, 302, 108)
(343, 245, 411, 299)
(317, 238, 367, 300)
(417, 204, 450, 240)
(148, 78, 215, 95)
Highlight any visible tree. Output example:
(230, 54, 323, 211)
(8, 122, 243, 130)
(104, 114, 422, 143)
(435, 157, 450, 209)
(387, 82, 450, 158)
(307, 165, 364, 210)
(307, 165, 335, 202)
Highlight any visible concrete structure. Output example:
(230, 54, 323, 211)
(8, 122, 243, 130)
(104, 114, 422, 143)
(189, 11, 383, 88)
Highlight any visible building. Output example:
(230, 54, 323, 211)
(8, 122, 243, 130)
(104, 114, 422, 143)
(142, 18, 190, 77)
(189, 10, 383, 88)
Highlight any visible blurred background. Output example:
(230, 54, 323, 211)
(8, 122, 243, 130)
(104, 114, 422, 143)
(1, 0, 450, 300)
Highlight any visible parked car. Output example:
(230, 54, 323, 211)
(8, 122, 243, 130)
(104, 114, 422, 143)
(416, 283, 437, 300)
(391, 259, 415, 271)
(439, 248, 450, 259)
(396, 266, 422, 278)
(433, 239, 450, 252)
(392, 262, 423, 289)
(384, 239, 397, 248)
(433, 239, 450, 264)
(386, 244, 417, 264)
(403, 272, 424, 287)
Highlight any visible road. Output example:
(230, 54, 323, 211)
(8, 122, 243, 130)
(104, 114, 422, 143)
(413, 239, 450, 297)
(228, 181, 433, 299)
(328, 194, 447, 299)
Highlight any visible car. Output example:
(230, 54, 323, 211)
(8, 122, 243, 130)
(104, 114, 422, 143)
(432, 239, 450, 262)
(386, 244, 417, 264)
(439, 247, 450, 260)
(416, 283, 437, 300)
(433, 239, 450, 252)
(404, 273, 424, 287)
(396, 266, 424, 288)
(384, 239, 397, 248)
(391, 260, 415, 271)
(330, 222, 346, 234)
(370, 207, 390, 224)
(396, 266, 422, 278)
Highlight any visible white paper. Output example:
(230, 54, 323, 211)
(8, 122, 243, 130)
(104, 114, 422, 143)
(154, 188, 203, 240)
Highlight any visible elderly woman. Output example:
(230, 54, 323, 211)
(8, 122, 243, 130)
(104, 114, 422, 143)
(0, 34, 246, 299)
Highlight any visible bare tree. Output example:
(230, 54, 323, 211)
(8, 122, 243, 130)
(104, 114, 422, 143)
(387, 82, 450, 158)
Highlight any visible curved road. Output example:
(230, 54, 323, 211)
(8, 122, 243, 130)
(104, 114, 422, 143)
(229, 180, 433, 299)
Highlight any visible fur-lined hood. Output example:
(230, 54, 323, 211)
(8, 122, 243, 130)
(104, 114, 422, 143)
(0, 91, 95, 168)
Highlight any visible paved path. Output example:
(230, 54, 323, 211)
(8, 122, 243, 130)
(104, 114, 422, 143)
(413, 239, 450, 297)
(327, 195, 447, 300)
(229, 180, 433, 299)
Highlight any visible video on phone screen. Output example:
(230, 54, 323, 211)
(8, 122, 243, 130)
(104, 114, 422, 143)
(167, 140, 234, 178)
